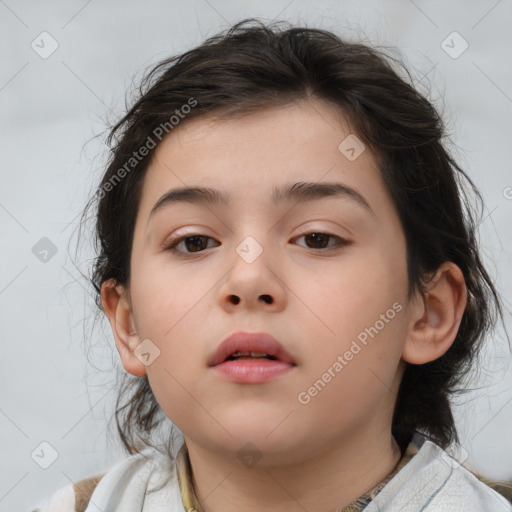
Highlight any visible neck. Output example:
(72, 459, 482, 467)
(184, 425, 403, 512)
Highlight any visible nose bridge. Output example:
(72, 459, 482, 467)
(235, 234, 266, 266)
(229, 212, 275, 267)
(229, 232, 273, 286)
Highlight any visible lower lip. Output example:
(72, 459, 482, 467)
(211, 359, 295, 383)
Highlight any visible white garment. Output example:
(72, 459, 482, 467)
(365, 437, 512, 511)
(31, 434, 512, 512)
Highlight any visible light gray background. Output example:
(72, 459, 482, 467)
(1, 1, 511, 511)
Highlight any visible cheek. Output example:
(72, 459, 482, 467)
(294, 308, 407, 436)
(294, 251, 406, 382)
(296, 250, 398, 329)
(131, 256, 212, 338)
(128, 260, 218, 410)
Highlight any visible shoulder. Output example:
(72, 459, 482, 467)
(29, 483, 76, 512)
(30, 446, 184, 512)
(434, 465, 512, 510)
(369, 432, 512, 511)
(472, 473, 512, 504)
(30, 473, 106, 512)
(30, 450, 144, 512)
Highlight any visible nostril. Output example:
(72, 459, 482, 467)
(228, 295, 273, 304)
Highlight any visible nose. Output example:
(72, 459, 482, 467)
(218, 236, 286, 312)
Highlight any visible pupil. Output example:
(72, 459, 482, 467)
(185, 236, 207, 252)
(306, 233, 328, 249)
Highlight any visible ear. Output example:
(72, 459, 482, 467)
(100, 278, 147, 377)
(402, 261, 468, 365)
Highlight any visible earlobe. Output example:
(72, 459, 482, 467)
(402, 262, 468, 365)
(100, 279, 147, 377)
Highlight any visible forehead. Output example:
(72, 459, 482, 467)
(137, 99, 390, 221)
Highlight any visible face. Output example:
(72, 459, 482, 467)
(110, 99, 418, 465)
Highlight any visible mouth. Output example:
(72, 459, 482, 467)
(208, 331, 297, 367)
(208, 331, 297, 384)
(225, 351, 279, 361)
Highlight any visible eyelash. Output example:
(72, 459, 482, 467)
(163, 231, 350, 256)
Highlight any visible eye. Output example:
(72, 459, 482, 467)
(164, 234, 219, 255)
(164, 231, 349, 256)
(293, 232, 349, 250)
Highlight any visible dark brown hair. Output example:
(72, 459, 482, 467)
(76, 18, 509, 460)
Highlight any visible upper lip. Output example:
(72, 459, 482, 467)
(208, 332, 297, 367)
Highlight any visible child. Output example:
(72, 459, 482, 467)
(33, 17, 512, 512)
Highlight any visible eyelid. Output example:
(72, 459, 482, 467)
(292, 231, 350, 250)
(162, 230, 217, 250)
(163, 229, 351, 255)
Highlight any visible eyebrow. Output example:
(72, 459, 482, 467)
(147, 181, 376, 223)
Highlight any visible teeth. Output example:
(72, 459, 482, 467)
(231, 350, 270, 357)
